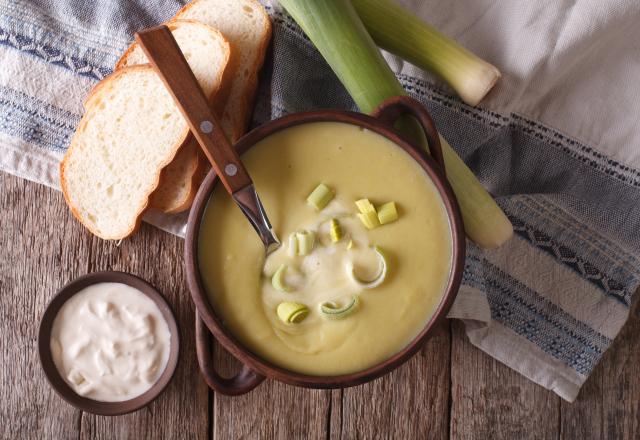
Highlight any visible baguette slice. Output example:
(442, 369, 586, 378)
(61, 66, 191, 239)
(174, 0, 272, 143)
(114, 20, 230, 213)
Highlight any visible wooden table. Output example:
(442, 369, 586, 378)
(2, 172, 639, 439)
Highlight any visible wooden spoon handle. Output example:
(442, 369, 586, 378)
(135, 25, 251, 194)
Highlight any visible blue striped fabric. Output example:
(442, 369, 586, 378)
(0, 0, 637, 401)
(0, 85, 80, 151)
(463, 249, 611, 376)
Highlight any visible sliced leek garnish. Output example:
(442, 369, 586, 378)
(355, 198, 376, 215)
(307, 183, 334, 210)
(355, 198, 380, 229)
(347, 239, 354, 250)
(296, 230, 316, 256)
(348, 246, 388, 289)
(277, 302, 309, 324)
(272, 264, 292, 292)
(357, 211, 380, 230)
(329, 218, 342, 242)
(287, 233, 298, 257)
(320, 295, 359, 319)
(377, 201, 398, 224)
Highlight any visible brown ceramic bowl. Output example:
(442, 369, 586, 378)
(185, 96, 466, 395)
(38, 271, 180, 416)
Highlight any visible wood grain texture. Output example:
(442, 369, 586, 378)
(560, 300, 640, 440)
(3, 173, 640, 439)
(337, 322, 451, 440)
(212, 345, 331, 439)
(0, 173, 90, 439)
(450, 321, 560, 440)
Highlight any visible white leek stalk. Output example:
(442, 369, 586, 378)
(353, 0, 501, 106)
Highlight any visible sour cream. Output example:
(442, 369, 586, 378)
(50, 282, 171, 402)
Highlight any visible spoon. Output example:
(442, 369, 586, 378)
(135, 26, 280, 254)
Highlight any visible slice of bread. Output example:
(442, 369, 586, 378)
(114, 20, 230, 213)
(116, 20, 227, 101)
(147, 138, 203, 214)
(61, 66, 191, 239)
(173, 0, 272, 143)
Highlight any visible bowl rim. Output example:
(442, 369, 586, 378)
(38, 271, 180, 416)
(185, 108, 465, 388)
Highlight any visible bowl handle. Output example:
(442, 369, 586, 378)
(195, 312, 265, 395)
(372, 96, 446, 176)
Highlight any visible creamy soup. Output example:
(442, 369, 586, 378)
(198, 122, 452, 376)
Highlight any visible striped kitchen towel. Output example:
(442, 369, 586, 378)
(1, 0, 639, 401)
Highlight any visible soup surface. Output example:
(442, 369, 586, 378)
(198, 122, 452, 376)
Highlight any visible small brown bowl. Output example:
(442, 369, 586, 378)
(185, 96, 466, 395)
(38, 271, 180, 416)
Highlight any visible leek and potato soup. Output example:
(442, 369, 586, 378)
(198, 122, 452, 376)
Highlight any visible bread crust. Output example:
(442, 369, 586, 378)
(149, 139, 200, 214)
(161, 147, 210, 214)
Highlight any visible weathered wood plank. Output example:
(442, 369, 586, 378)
(450, 321, 559, 439)
(560, 301, 640, 440)
(0, 174, 87, 439)
(79, 221, 209, 439)
(212, 345, 331, 439)
(338, 321, 451, 440)
(329, 389, 343, 439)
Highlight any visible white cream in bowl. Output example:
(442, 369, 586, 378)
(49, 282, 171, 402)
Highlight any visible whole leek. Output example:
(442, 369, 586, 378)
(279, 0, 512, 248)
(353, 0, 501, 106)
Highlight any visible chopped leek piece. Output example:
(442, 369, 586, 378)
(330, 218, 342, 242)
(307, 183, 334, 210)
(296, 230, 316, 256)
(278, 0, 513, 248)
(355, 198, 376, 214)
(320, 295, 360, 319)
(277, 302, 309, 324)
(347, 239, 354, 250)
(377, 201, 398, 224)
(348, 246, 388, 289)
(357, 212, 380, 230)
(272, 264, 292, 292)
(287, 233, 298, 257)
